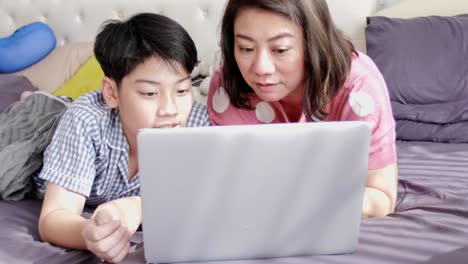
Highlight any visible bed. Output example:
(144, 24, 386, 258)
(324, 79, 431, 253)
(1, 0, 468, 263)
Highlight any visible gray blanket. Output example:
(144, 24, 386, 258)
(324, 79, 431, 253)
(0, 92, 67, 200)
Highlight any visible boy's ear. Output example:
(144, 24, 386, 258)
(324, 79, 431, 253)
(101, 77, 119, 108)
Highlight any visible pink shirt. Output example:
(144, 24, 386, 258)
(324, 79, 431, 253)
(207, 52, 396, 170)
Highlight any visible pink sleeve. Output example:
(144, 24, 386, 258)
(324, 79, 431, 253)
(207, 69, 223, 125)
(336, 72, 397, 170)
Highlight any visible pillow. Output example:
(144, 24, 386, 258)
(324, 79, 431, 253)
(366, 15, 468, 142)
(0, 22, 56, 73)
(53, 56, 104, 100)
(0, 75, 38, 112)
(367, 15, 468, 105)
(13, 42, 94, 93)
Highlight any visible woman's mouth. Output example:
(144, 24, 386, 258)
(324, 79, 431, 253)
(255, 82, 276, 92)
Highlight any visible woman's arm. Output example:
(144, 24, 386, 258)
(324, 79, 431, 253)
(361, 163, 398, 218)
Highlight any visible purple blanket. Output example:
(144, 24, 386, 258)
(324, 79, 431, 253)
(1, 141, 468, 263)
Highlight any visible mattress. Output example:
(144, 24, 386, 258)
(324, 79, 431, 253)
(1, 141, 468, 264)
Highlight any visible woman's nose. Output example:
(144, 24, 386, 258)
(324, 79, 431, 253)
(253, 50, 275, 75)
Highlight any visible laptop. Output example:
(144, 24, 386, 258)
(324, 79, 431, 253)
(137, 121, 371, 264)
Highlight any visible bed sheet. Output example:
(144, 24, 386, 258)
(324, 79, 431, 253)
(1, 141, 468, 264)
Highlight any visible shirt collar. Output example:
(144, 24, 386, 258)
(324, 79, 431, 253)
(108, 110, 140, 186)
(104, 109, 129, 153)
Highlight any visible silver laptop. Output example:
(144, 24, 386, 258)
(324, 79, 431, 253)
(137, 121, 371, 264)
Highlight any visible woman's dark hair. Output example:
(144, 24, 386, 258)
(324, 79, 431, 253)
(94, 13, 197, 87)
(220, 0, 355, 120)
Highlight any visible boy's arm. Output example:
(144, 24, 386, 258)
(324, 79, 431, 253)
(38, 182, 133, 262)
(38, 182, 89, 249)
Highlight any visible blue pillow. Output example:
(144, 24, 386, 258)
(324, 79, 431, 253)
(0, 22, 56, 73)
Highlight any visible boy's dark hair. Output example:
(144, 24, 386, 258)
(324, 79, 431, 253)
(94, 13, 197, 87)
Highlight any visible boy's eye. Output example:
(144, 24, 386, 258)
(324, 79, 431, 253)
(140, 92, 157, 97)
(177, 89, 190, 95)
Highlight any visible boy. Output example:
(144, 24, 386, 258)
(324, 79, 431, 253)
(33, 13, 210, 263)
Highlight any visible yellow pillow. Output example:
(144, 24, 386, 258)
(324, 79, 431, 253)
(53, 55, 104, 99)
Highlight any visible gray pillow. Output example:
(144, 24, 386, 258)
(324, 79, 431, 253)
(0, 75, 38, 112)
(366, 15, 468, 142)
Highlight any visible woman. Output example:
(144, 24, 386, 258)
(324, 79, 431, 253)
(208, 0, 397, 218)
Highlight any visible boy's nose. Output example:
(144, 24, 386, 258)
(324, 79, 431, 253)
(253, 50, 275, 75)
(158, 97, 178, 116)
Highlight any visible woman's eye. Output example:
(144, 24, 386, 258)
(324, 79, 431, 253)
(239, 47, 254, 53)
(275, 48, 289, 54)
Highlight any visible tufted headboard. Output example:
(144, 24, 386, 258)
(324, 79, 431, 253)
(0, 0, 226, 60)
(0, 0, 384, 58)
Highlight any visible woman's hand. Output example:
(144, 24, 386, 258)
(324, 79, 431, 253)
(362, 163, 398, 218)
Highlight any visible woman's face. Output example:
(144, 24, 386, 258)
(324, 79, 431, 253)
(233, 8, 306, 104)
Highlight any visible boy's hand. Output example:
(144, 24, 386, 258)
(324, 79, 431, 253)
(82, 205, 131, 263)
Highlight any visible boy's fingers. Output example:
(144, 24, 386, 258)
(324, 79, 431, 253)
(109, 242, 131, 263)
(92, 226, 128, 256)
(85, 220, 121, 242)
(94, 208, 119, 226)
(104, 230, 131, 262)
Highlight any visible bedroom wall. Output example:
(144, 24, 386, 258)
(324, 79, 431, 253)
(380, 0, 401, 9)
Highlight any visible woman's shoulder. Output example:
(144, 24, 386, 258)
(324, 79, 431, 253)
(327, 51, 392, 121)
(347, 51, 382, 81)
(343, 51, 387, 93)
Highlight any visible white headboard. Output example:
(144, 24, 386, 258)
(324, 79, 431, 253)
(0, 0, 381, 58)
(0, 0, 226, 60)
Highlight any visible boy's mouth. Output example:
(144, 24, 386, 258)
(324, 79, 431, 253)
(154, 122, 181, 129)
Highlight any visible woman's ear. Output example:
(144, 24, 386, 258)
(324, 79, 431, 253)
(101, 77, 119, 108)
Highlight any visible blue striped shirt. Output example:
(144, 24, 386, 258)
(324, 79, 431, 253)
(33, 90, 210, 206)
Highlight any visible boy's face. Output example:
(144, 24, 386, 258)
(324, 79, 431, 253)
(103, 56, 193, 148)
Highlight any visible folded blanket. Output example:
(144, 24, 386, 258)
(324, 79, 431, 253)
(392, 100, 468, 124)
(0, 92, 67, 200)
(392, 100, 468, 143)
(396, 119, 468, 143)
